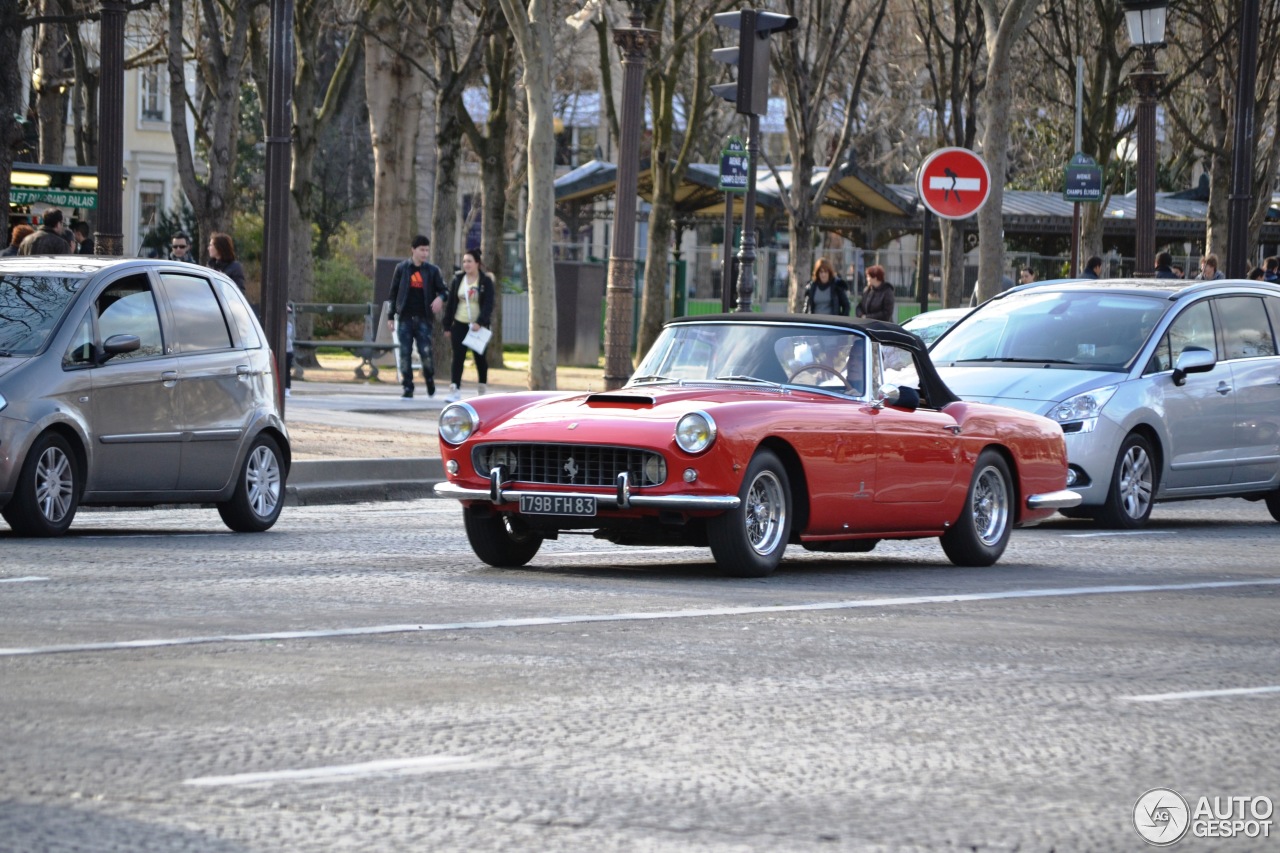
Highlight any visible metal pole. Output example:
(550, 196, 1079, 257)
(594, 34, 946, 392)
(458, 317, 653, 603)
(1226, 0, 1260, 278)
(94, 1, 126, 257)
(721, 199, 735, 312)
(917, 207, 931, 316)
(1072, 57, 1083, 277)
(735, 112, 760, 312)
(262, 0, 294, 411)
(1131, 46, 1161, 276)
(603, 3, 657, 389)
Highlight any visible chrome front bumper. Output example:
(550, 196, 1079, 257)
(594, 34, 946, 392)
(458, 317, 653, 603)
(434, 468, 740, 512)
(1025, 489, 1083, 510)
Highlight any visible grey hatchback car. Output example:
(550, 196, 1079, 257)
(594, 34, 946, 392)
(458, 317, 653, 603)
(930, 278, 1280, 527)
(0, 257, 289, 536)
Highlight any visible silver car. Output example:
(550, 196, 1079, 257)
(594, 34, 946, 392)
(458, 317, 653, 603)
(930, 278, 1280, 527)
(0, 257, 289, 536)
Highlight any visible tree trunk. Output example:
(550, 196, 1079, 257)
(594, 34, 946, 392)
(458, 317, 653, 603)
(432, 93, 463, 273)
(941, 219, 965, 307)
(639, 186, 674, 355)
(364, 8, 424, 261)
(974, 0, 1038, 303)
(35, 11, 67, 164)
(0, 4, 24, 236)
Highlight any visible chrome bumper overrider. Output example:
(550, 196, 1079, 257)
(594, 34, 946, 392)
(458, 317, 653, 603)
(1025, 489, 1082, 510)
(434, 468, 740, 512)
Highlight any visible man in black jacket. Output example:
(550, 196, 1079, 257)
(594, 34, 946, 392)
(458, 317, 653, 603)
(385, 235, 448, 398)
(17, 208, 72, 255)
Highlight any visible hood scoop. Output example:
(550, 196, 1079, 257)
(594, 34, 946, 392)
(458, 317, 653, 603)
(584, 392, 656, 407)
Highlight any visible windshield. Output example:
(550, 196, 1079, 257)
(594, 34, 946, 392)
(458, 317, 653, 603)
(0, 274, 87, 356)
(930, 290, 1169, 370)
(632, 321, 871, 396)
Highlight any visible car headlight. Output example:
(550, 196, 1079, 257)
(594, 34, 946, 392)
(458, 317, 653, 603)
(439, 402, 479, 445)
(1050, 384, 1119, 425)
(675, 410, 716, 454)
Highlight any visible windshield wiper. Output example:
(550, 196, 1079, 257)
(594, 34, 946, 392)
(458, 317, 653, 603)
(629, 374, 675, 385)
(714, 374, 783, 387)
(0, 350, 12, 357)
(952, 356, 1077, 365)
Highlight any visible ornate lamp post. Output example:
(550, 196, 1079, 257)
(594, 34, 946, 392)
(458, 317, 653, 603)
(603, 1, 658, 390)
(1121, 0, 1167, 277)
(1226, 0, 1260, 278)
(94, 0, 127, 257)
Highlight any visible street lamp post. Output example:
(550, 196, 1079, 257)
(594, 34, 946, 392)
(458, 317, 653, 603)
(1121, 0, 1167, 277)
(1226, 0, 1260, 278)
(603, 2, 658, 390)
(94, 0, 127, 257)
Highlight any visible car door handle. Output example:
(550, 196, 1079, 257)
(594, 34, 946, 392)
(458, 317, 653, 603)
(236, 364, 253, 376)
(1216, 381, 1232, 395)
(161, 370, 179, 387)
(943, 425, 961, 435)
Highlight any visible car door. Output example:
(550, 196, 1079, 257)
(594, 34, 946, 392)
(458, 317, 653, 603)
(156, 271, 251, 491)
(870, 342, 960, 523)
(1155, 300, 1235, 491)
(1216, 295, 1280, 487)
(87, 273, 182, 492)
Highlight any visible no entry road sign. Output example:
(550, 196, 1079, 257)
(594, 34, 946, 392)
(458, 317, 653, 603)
(916, 147, 991, 220)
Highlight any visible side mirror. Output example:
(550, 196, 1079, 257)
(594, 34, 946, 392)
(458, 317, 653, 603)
(874, 383, 920, 411)
(1171, 345, 1215, 387)
(96, 333, 141, 364)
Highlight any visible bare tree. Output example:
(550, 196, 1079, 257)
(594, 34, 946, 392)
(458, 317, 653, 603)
(167, 0, 262, 245)
(497, 0, 558, 390)
(972, 0, 1038, 303)
(774, 0, 889, 312)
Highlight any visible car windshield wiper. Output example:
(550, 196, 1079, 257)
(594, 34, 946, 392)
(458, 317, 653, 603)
(629, 374, 676, 385)
(714, 374, 784, 387)
(952, 356, 1077, 365)
(0, 350, 12, 357)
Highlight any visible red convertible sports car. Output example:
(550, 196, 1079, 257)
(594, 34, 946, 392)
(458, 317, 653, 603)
(435, 314, 1080, 576)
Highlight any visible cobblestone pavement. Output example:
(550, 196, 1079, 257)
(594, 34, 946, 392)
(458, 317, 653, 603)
(2, 498, 1278, 851)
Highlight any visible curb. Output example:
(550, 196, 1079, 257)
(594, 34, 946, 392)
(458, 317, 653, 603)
(286, 457, 444, 506)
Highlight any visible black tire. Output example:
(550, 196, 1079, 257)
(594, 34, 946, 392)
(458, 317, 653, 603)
(2, 432, 80, 537)
(708, 449, 792, 577)
(940, 449, 1013, 567)
(217, 434, 285, 532)
(1265, 492, 1280, 523)
(1095, 433, 1156, 529)
(463, 506, 543, 567)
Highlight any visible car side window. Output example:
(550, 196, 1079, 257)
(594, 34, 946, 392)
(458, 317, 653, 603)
(96, 275, 165, 360)
(161, 273, 233, 352)
(62, 312, 94, 368)
(1217, 296, 1276, 360)
(215, 280, 261, 348)
(1158, 301, 1216, 370)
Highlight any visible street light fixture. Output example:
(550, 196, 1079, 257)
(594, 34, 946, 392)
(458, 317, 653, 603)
(1121, 0, 1167, 276)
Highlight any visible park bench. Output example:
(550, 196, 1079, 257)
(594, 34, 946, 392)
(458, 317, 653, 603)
(292, 301, 396, 380)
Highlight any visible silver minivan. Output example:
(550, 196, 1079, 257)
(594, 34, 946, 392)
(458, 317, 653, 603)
(0, 257, 289, 536)
(930, 279, 1280, 527)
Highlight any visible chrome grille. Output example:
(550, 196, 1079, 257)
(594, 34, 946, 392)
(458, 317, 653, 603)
(474, 443, 666, 487)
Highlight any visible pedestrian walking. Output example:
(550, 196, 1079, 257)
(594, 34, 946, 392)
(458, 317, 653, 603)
(1154, 251, 1177, 279)
(18, 208, 72, 255)
(1263, 256, 1279, 283)
(1080, 255, 1103, 280)
(285, 302, 295, 397)
(442, 248, 496, 402)
(802, 257, 850, 316)
(1019, 267, 1037, 285)
(1196, 253, 1225, 281)
(855, 264, 896, 321)
(386, 235, 448, 399)
(206, 232, 246, 292)
(170, 232, 197, 263)
(71, 221, 95, 255)
(1, 224, 33, 256)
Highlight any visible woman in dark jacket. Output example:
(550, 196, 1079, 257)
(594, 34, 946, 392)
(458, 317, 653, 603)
(856, 264, 896, 321)
(802, 257, 850, 316)
(442, 248, 497, 401)
(207, 232, 246, 292)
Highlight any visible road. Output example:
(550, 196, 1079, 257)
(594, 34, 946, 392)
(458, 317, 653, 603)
(2, 498, 1278, 851)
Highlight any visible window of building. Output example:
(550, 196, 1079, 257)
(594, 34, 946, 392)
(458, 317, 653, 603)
(140, 66, 165, 122)
(137, 179, 166, 251)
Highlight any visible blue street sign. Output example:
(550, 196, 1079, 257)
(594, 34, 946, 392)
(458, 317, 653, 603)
(1064, 152, 1103, 202)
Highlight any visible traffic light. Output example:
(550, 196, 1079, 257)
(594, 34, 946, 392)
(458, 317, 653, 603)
(711, 9, 799, 117)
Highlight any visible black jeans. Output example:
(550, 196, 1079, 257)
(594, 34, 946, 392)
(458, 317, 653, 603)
(449, 321, 488, 388)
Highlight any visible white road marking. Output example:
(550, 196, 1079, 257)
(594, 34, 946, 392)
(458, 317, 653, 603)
(183, 755, 489, 788)
(0, 576, 49, 584)
(1123, 685, 1280, 703)
(2, 578, 1277, 658)
(1063, 531, 1169, 538)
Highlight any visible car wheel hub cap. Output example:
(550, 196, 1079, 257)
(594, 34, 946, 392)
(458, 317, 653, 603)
(973, 465, 1009, 546)
(745, 471, 785, 556)
(35, 447, 74, 523)
(245, 446, 282, 517)
(1119, 447, 1152, 518)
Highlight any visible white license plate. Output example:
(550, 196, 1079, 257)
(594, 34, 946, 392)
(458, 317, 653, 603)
(519, 495, 597, 516)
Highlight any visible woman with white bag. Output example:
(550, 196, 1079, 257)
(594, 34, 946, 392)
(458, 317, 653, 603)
(442, 248, 496, 401)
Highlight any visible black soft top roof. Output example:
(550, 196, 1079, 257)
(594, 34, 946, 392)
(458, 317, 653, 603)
(665, 313, 961, 406)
